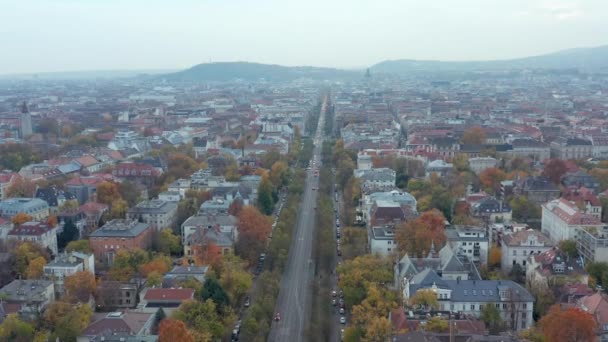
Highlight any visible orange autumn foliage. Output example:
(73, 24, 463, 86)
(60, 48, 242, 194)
(396, 210, 446, 257)
(539, 305, 596, 342)
(479, 167, 506, 193)
(159, 319, 194, 342)
(12, 212, 32, 226)
(139, 257, 171, 277)
(192, 242, 223, 267)
(237, 206, 272, 242)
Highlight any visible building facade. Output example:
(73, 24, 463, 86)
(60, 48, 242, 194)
(89, 220, 152, 266)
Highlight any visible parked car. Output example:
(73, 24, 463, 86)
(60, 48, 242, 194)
(331, 290, 337, 297)
(340, 316, 346, 324)
(244, 297, 250, 307)
(339, 308, 345, 315)
(274, 313, 281, 321)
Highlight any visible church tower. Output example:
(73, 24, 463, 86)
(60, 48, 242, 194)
(20, 101, 32, 138)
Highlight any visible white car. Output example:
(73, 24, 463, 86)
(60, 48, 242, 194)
(340, 316, 346, 324)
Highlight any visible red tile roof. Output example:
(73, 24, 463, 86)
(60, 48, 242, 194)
(9, 222, 53, 236)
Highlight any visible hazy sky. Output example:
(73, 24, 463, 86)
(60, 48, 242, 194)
(1, 0, 607, 74)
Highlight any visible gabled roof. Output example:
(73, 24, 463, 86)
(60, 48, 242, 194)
(143, 288, 194, 302)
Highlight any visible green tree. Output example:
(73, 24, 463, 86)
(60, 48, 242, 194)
(257, 173, 275, 215)
(409, 289, 439, 311)
(152, 307, 166, 334)
(422, 316, 448, 333)
(0, 314, 35, 342)
(66, 239, 92, 253)
(155, 228, 182, 255)
(200, 278, 230, 312)
(173, 299, 225, 339)
(480, 302, 504, 334)
(559, 240, 579, 259)
(510, 196, 541, 222)
(118, 181, 140, 207)
(58, 219, 79, 250)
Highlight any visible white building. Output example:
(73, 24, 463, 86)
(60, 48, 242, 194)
(468, 157, 498, 175)
(404, 269, 534, 331)
(0, 197, 50, 221)
(353, 168, 396, 193)
(8, 221, 58, 255)
(167, 179, 191, 199)
(357, 152, 373, 170)
(541, 198, 602, 243)
(501, 229, 555, 273)
(370, 226, 397, 256)
(126, 199, 178, 231)
(43, 252, 95, 296)
(445, 225, 489, 265)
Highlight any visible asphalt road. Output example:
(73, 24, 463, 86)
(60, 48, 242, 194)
(268, 97, 327, 342)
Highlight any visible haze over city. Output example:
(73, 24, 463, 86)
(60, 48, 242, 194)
(2, 0, 608, 74)
(2, 1, 608, 342)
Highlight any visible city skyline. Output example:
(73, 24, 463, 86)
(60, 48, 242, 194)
(1, 0, 608, 74)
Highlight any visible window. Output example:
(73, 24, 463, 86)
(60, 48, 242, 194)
(513, 250, 517, 256)
(522, 312, 527, 319)
(470, 304, 475, 310)
(503, 304, 507, 309)
(523, 303, 527, 309)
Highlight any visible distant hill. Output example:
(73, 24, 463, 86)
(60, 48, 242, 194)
(164, 62, 357, 82)
(371, 45, 608, 74)
(0, 69, 177, 80)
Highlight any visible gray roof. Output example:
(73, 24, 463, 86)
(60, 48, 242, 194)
(127, 199, 177, 215)
(410, 269, 534, 303)
(182, 214, 237, 228)
(90, 220, 150, 238)
(0, 279, 54, 302)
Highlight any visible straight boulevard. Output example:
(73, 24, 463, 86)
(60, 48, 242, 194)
(268, 97, 327, 342)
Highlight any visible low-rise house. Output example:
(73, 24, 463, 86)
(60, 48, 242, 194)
(509, 139, 550, 161)
(0, 171, 19, 200)
(551, 137, 593, 160)
(501, 229, 554, 273)
(138, 288, 195, 315)
(66, 175, 111, 204)
(181, 214, 238, 255)
(577, 292, 608, 342)
(562, 170, 601, 193)
(470, 197, 511, 223)
(562, 187, 602, 220)
(394, 244, 481, 294)
(526, 248, 588, 290)
(0, 280, 55, 320)
(403, 269, 534, 330)
(445, 225, 489, 265)
(185, 226, 235, 258)
(576, 225, 608, 263)
(157, 191, 181, 202)
(517, 176, 560, 204)
(353, 168, 396, 193)
(370, 225, 397, 256)
(468, 157, 498, 174)
(162, 265, 209, 288)
(35, 186, 77, 213)
(425, 159, 453, 178)
(368, 200, 416, 227)
(167, 178, 191, 198)
(8, 221, 58, 255)
(78, 310, 156, 342)
(89, 220, 152, 266)
(541, 198, 602, 243)
(44, 251, 95, 297)
(126, 200, 177, 231)
(95, 281, 139, 310)
(362, 190, 417, 224)
(0, 197, 50, 221)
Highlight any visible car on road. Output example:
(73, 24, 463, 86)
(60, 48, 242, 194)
(244, 297, 250, 307)
(274, 313, 281, 321)
(332, 299, 337, 306)
(340, 316, 346, 324)
(312, 187, 316, 190)
(259, 253, 266, 262)
(337, 249, 342, 256)
(339, 308, 345, 315)
(331, 290, 337, 297)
